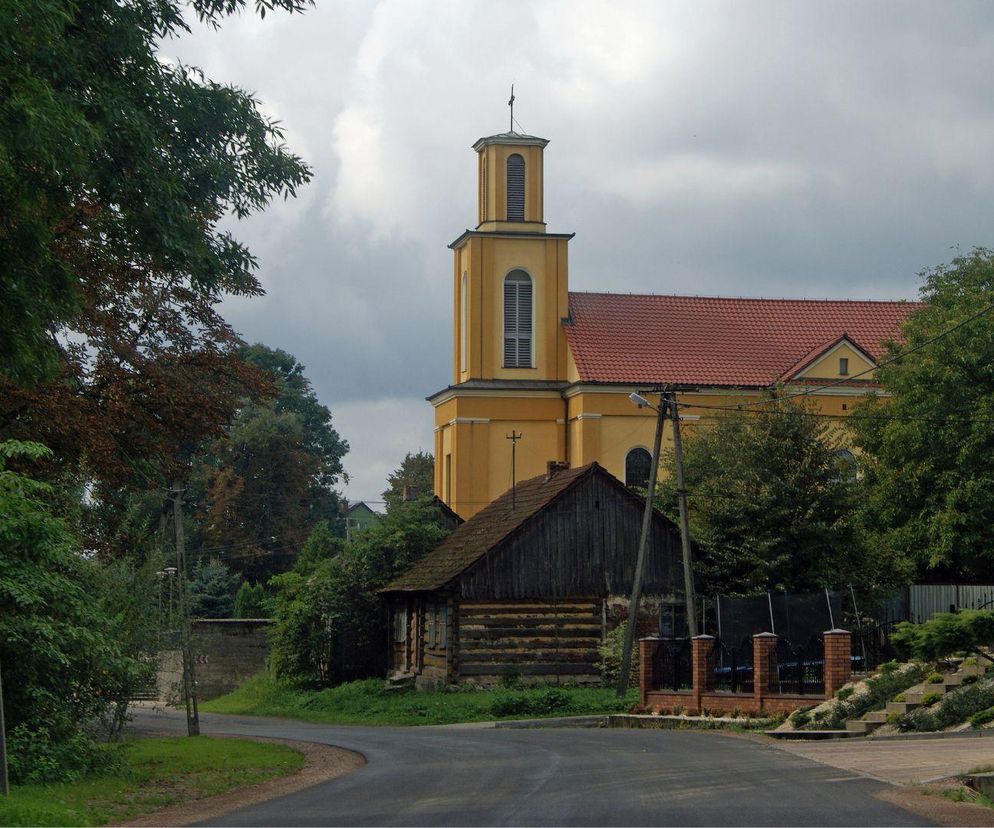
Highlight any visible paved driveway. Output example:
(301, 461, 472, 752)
(132, 709, 932, 827)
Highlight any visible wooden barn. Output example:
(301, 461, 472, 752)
(380, 462, 685, 688)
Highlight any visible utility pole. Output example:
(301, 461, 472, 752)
(0, 657, 8, 795)
(669, 390, 699, 638)
(506, 431, 522, 510)
(172, 484, 200, 737)
(617, 392, 668, 697)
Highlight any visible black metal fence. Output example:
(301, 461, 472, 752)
(770, 635, 824, 695)
(651, 637, 692, 691)
(709, 636, 754, 693)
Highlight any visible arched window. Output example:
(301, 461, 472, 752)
(625, 447, 652, 490)
(503, 270, 533, 368)
(460, 272, 468, 372)
(506, 153, 525, 220)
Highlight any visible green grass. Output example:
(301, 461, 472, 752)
(0, 736, 304, 827)
(201, 672, 637, 726)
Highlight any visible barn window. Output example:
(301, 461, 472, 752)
(506, 153, 525, 220)
(427, 604, 436, 646)
(625, 447, 652, 490)
(439, 605, 448, 648)
(503, 270, 533, 367)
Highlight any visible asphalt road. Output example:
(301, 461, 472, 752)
(132, 709, 933, 827)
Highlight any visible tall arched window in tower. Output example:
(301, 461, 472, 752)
(506, 153, 525, 220)
(503, 269, 533, 368)
(460, 272, 468, 372)
(625, 447, 652, 490)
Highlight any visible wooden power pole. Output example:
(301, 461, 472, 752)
(616, 392, 669, 697)
(668, 390, 699, 638)
(172, 485, 200, 737)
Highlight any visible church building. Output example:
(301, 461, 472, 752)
(429, 129, 918, 519)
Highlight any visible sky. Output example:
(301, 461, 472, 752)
(170, 1, 994, 507)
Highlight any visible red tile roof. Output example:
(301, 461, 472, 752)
(564, 292, 920, 387)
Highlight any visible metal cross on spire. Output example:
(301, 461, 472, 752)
(508, 84, 515, 133)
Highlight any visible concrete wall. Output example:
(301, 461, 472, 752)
(157, 619, 272, 702)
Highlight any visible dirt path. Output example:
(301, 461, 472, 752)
(114, 735, 365, 827)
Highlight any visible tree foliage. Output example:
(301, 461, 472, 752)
(191, 345, 348, 581)
(188, 559, 240, 619)
(382, 451, 434, 514)
(0, 0, 312, 384)
(657, 397, 876, 596)
(892, 610, 994, 663)
(269, 497, 452, 686)
(851, 249, 994, 579)
(0, 442, 152, 781)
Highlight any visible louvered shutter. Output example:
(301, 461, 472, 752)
(503, 270, 532, 367)
(506, 154, 525, 220)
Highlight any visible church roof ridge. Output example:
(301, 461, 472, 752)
(568, 289, 920, 306)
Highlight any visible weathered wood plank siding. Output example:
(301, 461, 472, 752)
(456, 599, 603, 684)
(459, 474, 680, 600)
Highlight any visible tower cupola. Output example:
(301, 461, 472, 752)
(473, 133, 548, 231)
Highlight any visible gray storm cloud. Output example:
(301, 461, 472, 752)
(170, 0, 994, 503)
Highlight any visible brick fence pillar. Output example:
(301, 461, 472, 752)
(691, 635, 715, 713)
(639, 637, 660, 706)
(753, 632, 778, 712)
(823, 629, 852, 699)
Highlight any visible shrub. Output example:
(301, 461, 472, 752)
(837, 686, 855, 701)
(927, 672, 945, 684)
(806, 662, 928, 730)
(489, 688, 573, 718)
(790, 708, 813, 729)
(970, 707, 994, 728)
(894, 692, 906, 703)
(922, 692, 943, 706)
(963, 674, 980, 686)
(886, 711, 903, 725)
(892, 611, 994, 663)
(5, 725, 123, 785)
(902, 678, 994, 731)
(598, 622, 638, 687)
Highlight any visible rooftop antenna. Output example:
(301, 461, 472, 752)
(508, 84, 515, 133)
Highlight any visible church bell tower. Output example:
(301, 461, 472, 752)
(430, 126, 574, 518)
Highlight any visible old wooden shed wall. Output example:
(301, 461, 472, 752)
(457, 473, 681, 600)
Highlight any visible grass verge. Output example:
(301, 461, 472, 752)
(0, 736, 304, 827)
(201, 672, 637, 726)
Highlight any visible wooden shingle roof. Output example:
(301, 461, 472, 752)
(381, 463, 606, 593)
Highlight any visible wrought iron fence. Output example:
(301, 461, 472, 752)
(771, 635, 824, 695)
(710, 636, 754, 694)
(651, 637, 692, 691)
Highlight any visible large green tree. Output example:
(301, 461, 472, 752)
(658, 397, 881, 596)
(852, 248, 994, 580)
(0, 0, 312, 384)
(191, 345, 348, 581)
(382, 451, 435, 514)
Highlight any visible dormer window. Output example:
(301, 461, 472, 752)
(503, 270, 533, 367)
(839, 357, 849, 376)
(506, 154, 525, 220)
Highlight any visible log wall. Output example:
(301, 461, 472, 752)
(456, 599, 603, 685)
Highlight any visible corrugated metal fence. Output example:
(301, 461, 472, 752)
(909, 584, 994, 624)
